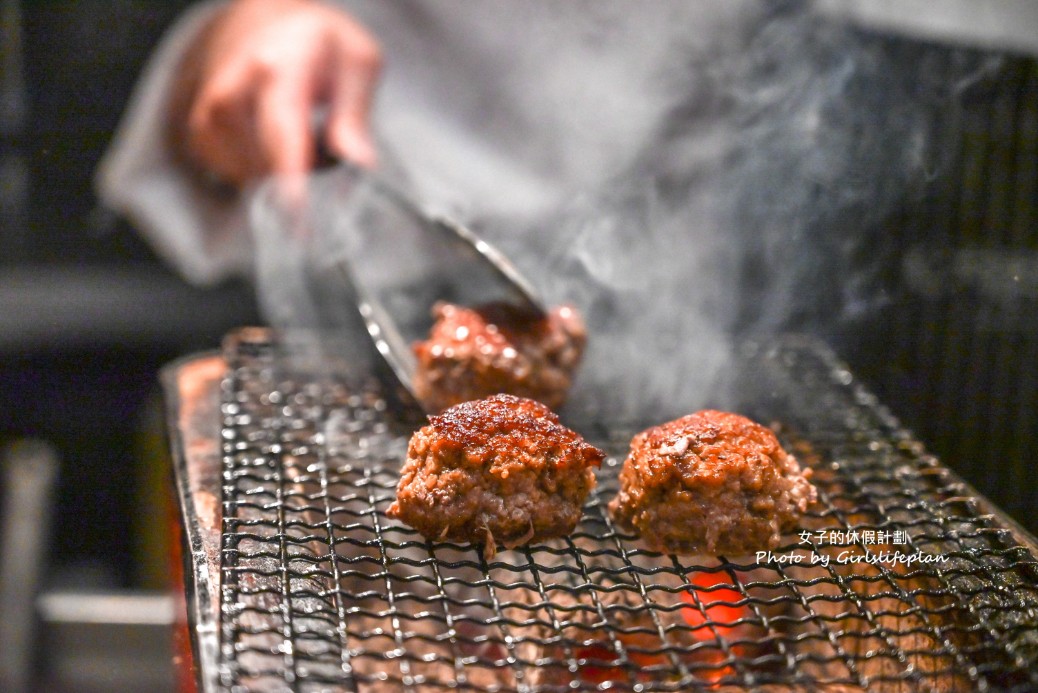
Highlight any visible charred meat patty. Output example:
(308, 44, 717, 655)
(412, 302, 586, 413)
(608, 410, 816, 555)
(387, 394, 604, 555)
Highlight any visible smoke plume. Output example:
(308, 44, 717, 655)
(254, 1, 1000, 424)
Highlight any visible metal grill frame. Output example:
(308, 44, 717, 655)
(166, 330, 1038, 692)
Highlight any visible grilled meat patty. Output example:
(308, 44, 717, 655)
(412, 302, 585, 413)
(609, 410, 816, 555)
(387, 394, 604, 555)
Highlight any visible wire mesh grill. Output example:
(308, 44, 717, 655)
(217, 332, 1038, 692)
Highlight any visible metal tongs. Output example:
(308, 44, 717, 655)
(320, 162, 547, 407)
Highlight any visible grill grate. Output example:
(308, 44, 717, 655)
(216, 332, 1038, 692)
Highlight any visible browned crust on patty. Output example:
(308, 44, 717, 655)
(608, 410, 816, 555)
(387, 394, 604, 555)
(412, 302, 586, 413)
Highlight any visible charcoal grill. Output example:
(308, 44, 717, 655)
(164, 328, 1038, 692)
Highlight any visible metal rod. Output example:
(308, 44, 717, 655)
(0, 439, 59, 693)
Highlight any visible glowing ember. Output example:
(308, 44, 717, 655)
(682, 571, 745, 637)
(679, 571, 749, 684)
(575, 632, 670, 685)
(568, 573, 751, 687)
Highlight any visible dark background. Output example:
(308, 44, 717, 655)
(839, 51, 1038, 534)
(2, 0, 260, 589)
(1, 1, 1035, 594)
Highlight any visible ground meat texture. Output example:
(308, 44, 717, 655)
(608, 410, 817, 556)
(411, 301, 586, 413)
(387, 394, 604, 555)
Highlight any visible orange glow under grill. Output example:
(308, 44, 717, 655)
(574, 571, 749, 686)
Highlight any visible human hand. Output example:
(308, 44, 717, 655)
(169, 0, 382, 189)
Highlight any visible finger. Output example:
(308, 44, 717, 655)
(187, 61, 264, 186)
(254, 68, 314, 178)
(325, 32, 382, 168)
(254, 69, 314, 225)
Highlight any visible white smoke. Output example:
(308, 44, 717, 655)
(470, 2, 1000, 424)
(254, 1, 1000, 424)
